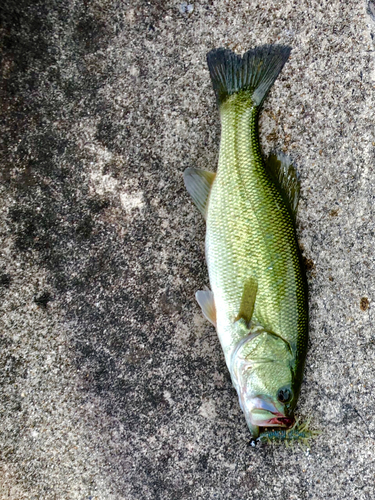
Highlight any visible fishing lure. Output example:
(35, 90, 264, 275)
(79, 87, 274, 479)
(256, 421, 320, 446)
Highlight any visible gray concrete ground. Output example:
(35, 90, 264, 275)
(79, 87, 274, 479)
(1, 0, 375, 498)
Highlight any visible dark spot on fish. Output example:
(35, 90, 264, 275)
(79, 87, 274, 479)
(360, 297, 369, 311)
(328, 276, 334, 282)
(0, 274, 11, 288)
(34, 291, 52, 309)
(329, 208, 339, 217)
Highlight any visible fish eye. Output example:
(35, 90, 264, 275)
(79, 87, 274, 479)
(277, 387, 292, 403)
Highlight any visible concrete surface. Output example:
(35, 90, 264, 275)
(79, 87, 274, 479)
(1, 0, 375, 498)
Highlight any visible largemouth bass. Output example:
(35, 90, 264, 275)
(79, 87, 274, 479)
(184, 46, 308, 438)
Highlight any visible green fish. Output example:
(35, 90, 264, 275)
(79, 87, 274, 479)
(184, 46, 308, 439)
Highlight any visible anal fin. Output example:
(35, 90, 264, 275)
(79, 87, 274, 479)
(183, 168, 216, 219)
(196, 290, 216, 327)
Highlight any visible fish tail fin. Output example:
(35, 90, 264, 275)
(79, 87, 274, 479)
(206, 45, 291, 107)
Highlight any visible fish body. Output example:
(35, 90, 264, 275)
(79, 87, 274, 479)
(184, 46, 308, 438)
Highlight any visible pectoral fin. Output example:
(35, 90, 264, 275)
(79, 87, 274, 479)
(183, 168, 216, 219)
(196, 290, 216, 326)
(265, 152, 300, 219)
(234, 277, 258, 328)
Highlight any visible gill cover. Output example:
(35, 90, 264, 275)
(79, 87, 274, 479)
(230, 330, 295, 438)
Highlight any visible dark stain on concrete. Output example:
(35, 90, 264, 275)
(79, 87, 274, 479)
(34, 291, 53, 309)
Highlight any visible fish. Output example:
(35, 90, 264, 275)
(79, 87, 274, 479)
(184, 45, 308, 439)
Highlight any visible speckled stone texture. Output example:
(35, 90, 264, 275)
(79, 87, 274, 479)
(1, 0, 375, 498)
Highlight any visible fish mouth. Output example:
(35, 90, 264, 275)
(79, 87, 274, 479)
(251, 409, 294, 428)
(265, 416, 295, 427)
(248, 397, 294, 428)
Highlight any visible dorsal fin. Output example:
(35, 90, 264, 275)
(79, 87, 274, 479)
(183, 168, 216, 219)
(196, 290, 216, 326)
(234, 277, 258, 328)
(265, 153, 300, 219)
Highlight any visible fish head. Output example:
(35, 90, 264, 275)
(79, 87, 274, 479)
(230, 330, 296, 438)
